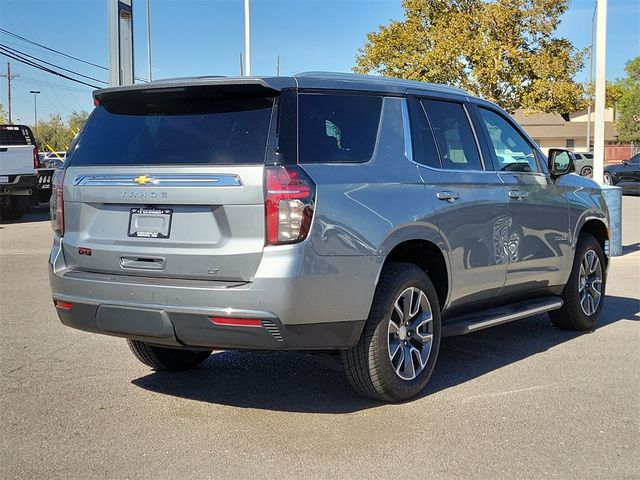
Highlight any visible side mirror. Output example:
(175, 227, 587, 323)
(548, 149, 574, 177)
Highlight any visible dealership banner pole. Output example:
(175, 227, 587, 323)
(108, 0, 134, 87)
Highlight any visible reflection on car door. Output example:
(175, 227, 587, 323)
(473, 105, 571, 295)
(407, 97, 508, 309)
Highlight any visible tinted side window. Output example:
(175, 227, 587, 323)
(408, 98, 441, 168)
(478, 108, 540, 173)
(298, 94, 382, 163)
(421, 100, 482, 170)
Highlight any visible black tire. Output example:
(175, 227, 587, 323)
(550, 233, 606, 331)
(341, 262, 441, 402)
(0, 196, 29, 220)
(603, 171, 613, 185)
(127, 340, 212, 371)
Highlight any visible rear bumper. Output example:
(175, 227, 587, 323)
(49, 240, 379, 350)
(0, 174, 37, 194)
(54, 299, 365, 350)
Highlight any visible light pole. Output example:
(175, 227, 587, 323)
(30, 90, 40, 133)
(146, 0, 152, 81)
(244, 0, 251, 76)
(586, 2, 597, 151)
(593, 0, 607, 185)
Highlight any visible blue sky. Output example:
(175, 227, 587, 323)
(1, 0, 639, 124)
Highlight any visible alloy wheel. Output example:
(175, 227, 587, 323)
(578, 249, 603, 316)
(387, 287, 434, 381)
(581, 166, 593, 178)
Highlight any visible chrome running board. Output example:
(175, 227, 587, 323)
(442, 297, 563, 337)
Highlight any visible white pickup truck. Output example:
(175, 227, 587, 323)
(0, 125, 38, 220)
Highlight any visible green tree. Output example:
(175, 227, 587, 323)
(35, 114, 73, 152)
(32, 110, 91, 152)
(354, 0, 586, 114)
(68, 110, 90, 135)
(0, 103, 7, 123)
(613, 57, 640, 143)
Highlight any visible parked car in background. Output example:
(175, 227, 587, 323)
(572, 151, 594, 177)
(38, 152, 66, 168)
(36, 154, 65, 203)
(49, 73, 610, 402)
(604, 153, 640, 194)
(0, 124, 38, 219)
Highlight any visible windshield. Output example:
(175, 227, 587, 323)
(67, 96, 274, 166)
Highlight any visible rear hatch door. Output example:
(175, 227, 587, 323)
(61, 86, 276, 282)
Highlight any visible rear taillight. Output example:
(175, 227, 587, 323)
(33, 146, 39, 169)
(264, 165, 315, 245)
(50, 169, 65, 236)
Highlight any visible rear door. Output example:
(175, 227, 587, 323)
(62, 89, 276, 282)
(472, 105, 570, 293)
(408, 96, 509, 309)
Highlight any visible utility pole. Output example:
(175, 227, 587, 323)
(1, 62, 19, 124)
(30, 90, 40, 133)
(276, 55, 280, 77)
(239, 53, 244, 76)
(244, 0, 251, 76)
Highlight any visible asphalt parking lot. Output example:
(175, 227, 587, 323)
(1, 197, 638, 479)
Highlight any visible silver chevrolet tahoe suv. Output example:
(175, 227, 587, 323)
(49, 72, 609, 401)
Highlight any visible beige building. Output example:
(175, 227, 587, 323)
(513, 108, 619, 154)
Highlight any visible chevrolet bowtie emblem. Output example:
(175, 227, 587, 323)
(134, 175, 153, 185)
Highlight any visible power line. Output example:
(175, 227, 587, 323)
(0, 27, 107, 71)
(1, 44, 107, 85)
(0, 27, 148, 82)
(3, 13, 86, 116)
(17, 76, 92, 93)
(0, 46, 100, 88)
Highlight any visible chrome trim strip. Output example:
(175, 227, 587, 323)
(73, 174, 243, 187)
(400, 98, 414, 162)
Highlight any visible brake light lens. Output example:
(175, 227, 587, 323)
(50, 169, 65, 236)
(265, 165, 315, 245)
(33, 146, 39, 169)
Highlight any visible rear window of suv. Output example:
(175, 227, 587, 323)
(67, 96, 274, 166)
(298, 93, 382, 163)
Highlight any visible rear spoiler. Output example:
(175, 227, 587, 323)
(94, 76, 296, 104)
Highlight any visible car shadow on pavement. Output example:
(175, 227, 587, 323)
(0, 208, 50, 224)
(132, 294, 638, 413)
(622, 242, 640, 255)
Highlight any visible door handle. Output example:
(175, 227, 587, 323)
(436, 191, 460, 202)
(120, 256, 166, 270)
(508, 190, 528, 200)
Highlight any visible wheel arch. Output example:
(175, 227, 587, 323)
(376, 226, 451, 310)
(578, 218, 609, 263)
